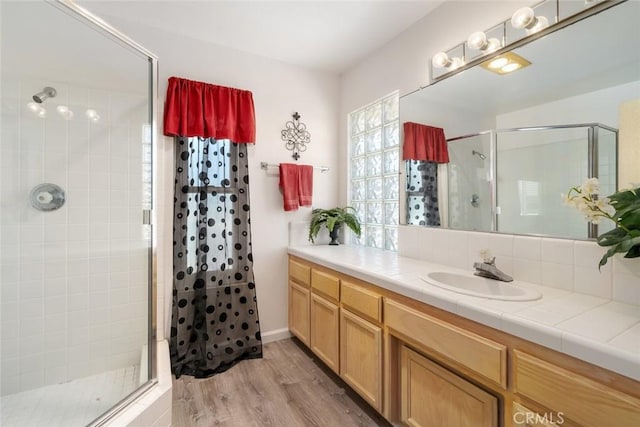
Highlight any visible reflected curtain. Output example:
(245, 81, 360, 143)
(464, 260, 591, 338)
(406, 160, 441, 226)
(403, 122, 449, 227)
(166, 77, 261, 378)
(402, 122, 448, 163)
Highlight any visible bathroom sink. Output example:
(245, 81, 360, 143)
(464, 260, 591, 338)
(419, 272, 542, 301)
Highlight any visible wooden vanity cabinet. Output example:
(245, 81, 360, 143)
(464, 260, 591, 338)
(288, 255, 640, 427)
(400, 345, 498, 427)
(288, 259, 311, 345)
(340, 281, 383, 411)
(513, 351, 640, 427)
(309, 268, 341, 373)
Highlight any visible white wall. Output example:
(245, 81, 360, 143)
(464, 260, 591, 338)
(496, 80, 640, 129)
(101, 19, 341, 339)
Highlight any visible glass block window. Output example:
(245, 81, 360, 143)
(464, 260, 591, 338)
(349, 92, 399, 251)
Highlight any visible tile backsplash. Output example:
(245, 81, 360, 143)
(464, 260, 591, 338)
(398, 225, 640, 305)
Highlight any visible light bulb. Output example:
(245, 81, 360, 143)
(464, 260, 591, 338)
(432, 52, 451, 68)
(501, 63, 522, 73)
(511, 7, 535, 29)
(488, 57, 509, 69)
(526, 15, 549, 35)
(448, 57, 464, 71)
(467, 31, 488, 50)
(486, 38, 501, 53)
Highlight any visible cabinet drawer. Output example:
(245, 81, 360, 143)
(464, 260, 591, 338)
(341, 280, 382, 323)
(385, 299, 506, 387)
(311, 269, 340, 302)
(289, 259, 310, 287)
(514, 351, 640, 427)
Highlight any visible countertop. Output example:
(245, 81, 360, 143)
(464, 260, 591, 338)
(288, 245, 640, 381)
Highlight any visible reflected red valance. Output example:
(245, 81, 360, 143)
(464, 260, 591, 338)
(402, 122, 449, 163)
(163, 76, 256, 143)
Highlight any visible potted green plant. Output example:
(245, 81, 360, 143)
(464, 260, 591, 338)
(308, 207, 362, 245)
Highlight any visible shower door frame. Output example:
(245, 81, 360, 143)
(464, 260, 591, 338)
(50, 1, 159, 425)
(446, 123, 618, 239)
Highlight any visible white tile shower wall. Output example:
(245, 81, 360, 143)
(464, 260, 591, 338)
(398, 226, 638, 304)
(0, 76, 150, 395)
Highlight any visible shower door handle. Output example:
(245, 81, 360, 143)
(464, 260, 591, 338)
(470, 194, 480, 207)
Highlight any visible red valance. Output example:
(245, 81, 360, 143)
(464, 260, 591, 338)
(163, 76, 256, 143)
(402, 122, 449, 163)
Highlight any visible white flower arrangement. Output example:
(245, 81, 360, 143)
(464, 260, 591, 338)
(564, 178, 640, 268)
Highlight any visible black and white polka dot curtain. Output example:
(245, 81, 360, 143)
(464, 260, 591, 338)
(406, 160, 441, 226)
(170, 136, 262, 378)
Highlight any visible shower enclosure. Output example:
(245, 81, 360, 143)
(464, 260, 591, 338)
(443, 124, 617, 239)
(1, 1, 157, 426)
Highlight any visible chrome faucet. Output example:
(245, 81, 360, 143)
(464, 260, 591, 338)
(473, 250, 513, 282)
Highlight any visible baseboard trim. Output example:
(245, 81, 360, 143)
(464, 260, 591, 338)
(262, 327, 292, 344)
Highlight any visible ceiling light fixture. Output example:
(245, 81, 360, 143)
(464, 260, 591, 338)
(481, 52, 531, 75)
(511, 7, 549, 35)
(466, 31, 501, 53)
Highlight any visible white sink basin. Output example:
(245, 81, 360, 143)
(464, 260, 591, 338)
(419, 272, 542, 301)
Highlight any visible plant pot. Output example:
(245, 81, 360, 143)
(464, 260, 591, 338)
(329, 225, 341, 245)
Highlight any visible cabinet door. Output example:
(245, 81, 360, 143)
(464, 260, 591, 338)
(340, 308, 382, 411)
(310, 293, 340, 373)
(289, 281, 310, 346)
(400, 346, 498, 427)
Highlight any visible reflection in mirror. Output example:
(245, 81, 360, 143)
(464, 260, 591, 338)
(400, 0, 640, 240)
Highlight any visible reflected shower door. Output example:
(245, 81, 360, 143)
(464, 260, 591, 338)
(496, 127, 590, 238)
(447, 133, 493, 232)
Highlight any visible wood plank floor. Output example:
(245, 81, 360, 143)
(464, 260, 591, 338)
(172, 338, 390, 426)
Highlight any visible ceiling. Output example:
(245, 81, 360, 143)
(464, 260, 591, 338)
(77, 0, 444, 73)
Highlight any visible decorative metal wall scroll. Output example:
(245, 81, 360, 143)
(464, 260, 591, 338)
(281, 112, 311, 160)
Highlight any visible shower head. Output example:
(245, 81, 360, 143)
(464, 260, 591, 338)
(32, 87, 57, 104)
(472, 150, 486, 160)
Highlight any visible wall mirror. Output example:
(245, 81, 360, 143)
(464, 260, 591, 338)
(400, 0, 640, 240)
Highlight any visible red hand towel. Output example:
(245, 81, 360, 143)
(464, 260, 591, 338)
(279, 163, 299, 211)
(298, 165, 313, 207)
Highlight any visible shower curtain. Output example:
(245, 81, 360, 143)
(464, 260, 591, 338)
(403, 122, 449, 226)
(165, 77, 262, 378)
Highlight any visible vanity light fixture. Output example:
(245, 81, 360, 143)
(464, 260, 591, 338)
(511, 7, 550, 35)
(466, 31, 501, 53)
(481, 52, 531, 75)
(432, 52, 465, 71)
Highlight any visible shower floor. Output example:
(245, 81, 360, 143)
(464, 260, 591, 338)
(1, 365, 140, 427)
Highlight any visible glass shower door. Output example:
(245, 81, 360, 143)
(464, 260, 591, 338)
(1, 1, 154, 425)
